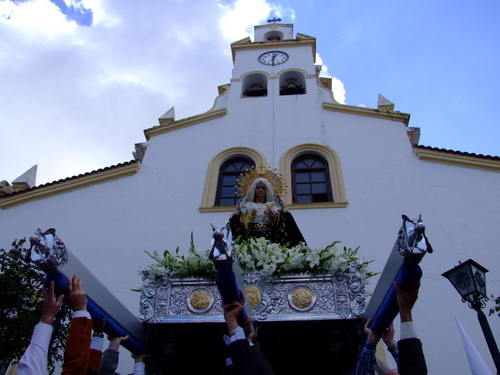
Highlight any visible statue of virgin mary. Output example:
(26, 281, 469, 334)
(229, 167, 306, 247)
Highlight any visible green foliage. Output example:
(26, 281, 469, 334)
(143, 233, 216, 280)
(0, 239, 70, 374)
(489, 294, 500, 317)
(142, 234, 378, 282)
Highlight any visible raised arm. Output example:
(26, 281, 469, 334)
(394, 281, 427, 375)
(18, 281, 64, 375)
(62, 275, 92, 375)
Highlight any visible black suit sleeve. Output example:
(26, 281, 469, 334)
(227, 340, 265, 375)
(398, 338, 427, 375)
(251, 346, 275, 375)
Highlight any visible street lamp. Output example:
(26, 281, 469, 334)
(442, 259, 500, 373)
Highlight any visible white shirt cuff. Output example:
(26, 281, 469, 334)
(223, 327, 246, 345)
(72, 310, 91, 319)
(400, 321, 418, 340)
(134, 361, 146, 374)
(90, 336, 105, 351)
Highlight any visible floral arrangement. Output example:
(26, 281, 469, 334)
(236, 237, 376, 278)
(141, 234, 377, 282)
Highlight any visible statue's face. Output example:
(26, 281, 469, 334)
(255, 182, 266, 199)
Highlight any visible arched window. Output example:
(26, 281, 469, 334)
(215, 157, 255, 206)
(242, 73, 268, 97)
(264, 31, 283, 41)
(279, 71, 306, 96)
(292, 154, 333, 203)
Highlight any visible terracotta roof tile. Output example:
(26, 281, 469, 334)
(1, 160, 137, 198)
(415, 145, 500, 160)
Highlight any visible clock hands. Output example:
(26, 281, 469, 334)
(258, 51, 289, 65)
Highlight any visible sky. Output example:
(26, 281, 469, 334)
(1, 0, 500, 186)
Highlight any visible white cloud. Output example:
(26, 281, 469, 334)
(218, 0, 297, 41)
(316, 53, 346, 104)
(331, 77, 346, 104)
(219, 0, 272, 41)
(0, 0, 342, 186)
(0, 0, 241, 185)
(80, 0, 119, 26)
(0, 0, 77, 38)
(0, 1, 15, 19)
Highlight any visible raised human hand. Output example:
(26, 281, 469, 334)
(40, 281, 65, 324)
(107, 336, 129, 352)
(364, 318, 383, 345)
(223, 302, 243, 331)
(65, 274, 87, 312)
(93, 318, 105, 335)
(394, 280, 420, 323)
(382, 322, 397, 351)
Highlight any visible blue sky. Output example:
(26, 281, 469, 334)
(1, 0, 499, 185)
(48, 0, 92, 25)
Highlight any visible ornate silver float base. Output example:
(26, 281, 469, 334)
(138, 267, 366, 323)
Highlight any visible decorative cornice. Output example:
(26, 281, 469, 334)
(230, 38, 316, 63)
(414, 147, 500, 172)
(289, 202, 348, 210)
(199, 206, 234, 213)
(0, 161, 140, 209)
(199, 201, 347, 213)
(296, 33, 315, 41)
(144, 109, 228, 140)
(322, 102, 410, 126)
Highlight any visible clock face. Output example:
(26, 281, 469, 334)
(258, 51, 289, 66)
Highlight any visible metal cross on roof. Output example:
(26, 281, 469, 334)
(267, 17, 282, 24)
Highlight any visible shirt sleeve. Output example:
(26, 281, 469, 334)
(87, 342, 104, 375)
(99, 349, 120, 375)
(18, 322, 54, 375)
(61, 315, 92, 375)
(354, 342, 377, 375)
(389, 347, 400, 366)
(133, 362, 146, 375)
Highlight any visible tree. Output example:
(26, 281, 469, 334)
(0, 239, 70, 374)
(490, 294, 500, 317)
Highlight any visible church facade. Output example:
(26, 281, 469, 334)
(1, 23, 499, 374)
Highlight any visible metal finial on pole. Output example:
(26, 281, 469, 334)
(267, 17, 282, 24)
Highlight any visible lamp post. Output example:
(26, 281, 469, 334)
(442, 259, 500, 373)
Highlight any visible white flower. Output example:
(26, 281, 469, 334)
(260, 262, 277, 277)
(306, 251, 321, 269)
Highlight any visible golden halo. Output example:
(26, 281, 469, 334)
(235, 165, 287, 197)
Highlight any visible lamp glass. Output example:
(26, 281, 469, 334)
(470, 263, 487, 298)
(442, 259, 488, 303)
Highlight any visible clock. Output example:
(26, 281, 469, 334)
(258, 51, 289, 66)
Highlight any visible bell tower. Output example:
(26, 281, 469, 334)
(253, 22, 294, 42)
(226, 22, 332, 100)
